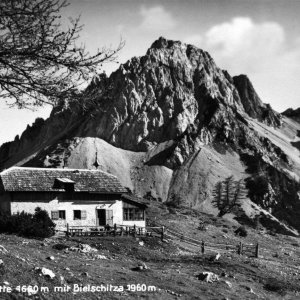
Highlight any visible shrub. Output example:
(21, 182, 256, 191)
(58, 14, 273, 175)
(28, 207, 56, 238)
(0, 207, 55, 239)
(234, 226, 248, 237)
(0, 211, 32, 235)
(0, 212, 9, 232)
(198, 221, 207, 231)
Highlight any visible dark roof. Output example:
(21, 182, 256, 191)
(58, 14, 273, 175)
(0, 167, 127, 193)
(121, 194, 148, 208)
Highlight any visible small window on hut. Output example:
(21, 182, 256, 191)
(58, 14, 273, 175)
(59, 210, 66, 220)
(74, 210, 81, 220)
(51, 211, 59, 220)
(123, 208, 144, 221)
(73, 210, 87, 220)
(52, 210, 66, 220)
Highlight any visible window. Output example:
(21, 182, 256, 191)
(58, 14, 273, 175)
(59, 210, 66, 220)
(51, 210, 66, 220)
(51, 211, 59, 220)
(74, 210, 81, 220)
(73, 210, 87, 220)
(123, 208, 144, 221)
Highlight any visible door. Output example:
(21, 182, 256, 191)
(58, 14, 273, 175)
(96, 209, 113, 226)
(96, 209, 106, 226)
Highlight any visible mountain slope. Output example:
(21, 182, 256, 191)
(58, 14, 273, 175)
(1, 37, 299, 234)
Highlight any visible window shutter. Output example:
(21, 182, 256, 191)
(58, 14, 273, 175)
(51, 211, 59, 220)
(81, 210, 87, 220)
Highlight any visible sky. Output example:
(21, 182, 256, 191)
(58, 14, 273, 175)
(1, 0, 300, 145)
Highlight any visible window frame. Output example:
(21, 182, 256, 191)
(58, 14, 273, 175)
(73, 210, 87, 220)
(58, 210, 66, 220)
(123, 207, 144, 221)
(73, 210, 81, 220)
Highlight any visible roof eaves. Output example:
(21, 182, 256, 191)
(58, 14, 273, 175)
(121, 194, 148, 208)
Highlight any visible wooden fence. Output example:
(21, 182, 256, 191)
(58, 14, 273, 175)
(63, 223, 259, 258)
(165, 227, 259, 258)
(65, 224, 165, 240)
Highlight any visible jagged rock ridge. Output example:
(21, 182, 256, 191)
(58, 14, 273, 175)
(233, 74, 281, 126)
(282, 107, 300, 122)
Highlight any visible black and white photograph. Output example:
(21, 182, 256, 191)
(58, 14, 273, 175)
(0, 0, 300, 299)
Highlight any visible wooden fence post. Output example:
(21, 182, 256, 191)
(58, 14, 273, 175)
(114, 224, 117, 236)
(238, 241, 242, 255)
(133, 224, 136, 237)
(201, 241, 205, 254)
(120, 226, 123, 236)
(255, 243, 259, 258)
(66, 223, 69, 237)
(161, 226, 165, 242)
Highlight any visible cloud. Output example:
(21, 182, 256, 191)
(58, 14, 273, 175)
(185, 17, 300, 111)
(139, 5, 176, 31)
(204, 17, 285, 72)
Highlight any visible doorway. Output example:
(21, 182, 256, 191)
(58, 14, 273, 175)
(96, 209, 106, 226)
(96, 209, 113, 226)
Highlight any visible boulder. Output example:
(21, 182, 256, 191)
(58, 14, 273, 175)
(196, 272, 219, 283)
(209, 253, 221, 262)
(36, 267, 55, 279)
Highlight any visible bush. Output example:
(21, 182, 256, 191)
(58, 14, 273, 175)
(0, 212, 9, 232)
(198, 221, 207, 231)
(28, 207, 56, 238)
(234, 226, 248, 237)
(0, 207, 55, 239)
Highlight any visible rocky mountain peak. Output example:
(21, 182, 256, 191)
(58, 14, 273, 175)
(80, 37, 250, 153)
(233, 74, 281, 127)
(149, 36, 181, 50)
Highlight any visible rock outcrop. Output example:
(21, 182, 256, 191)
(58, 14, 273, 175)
(282, 107, 300, 122)
(81, 37, 244, 153)
(233, 74, 281, 126)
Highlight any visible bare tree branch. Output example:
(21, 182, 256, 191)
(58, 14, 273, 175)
(0, 0, 124, 108)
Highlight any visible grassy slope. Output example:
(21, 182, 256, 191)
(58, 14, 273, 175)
(0, 202, 300, 300)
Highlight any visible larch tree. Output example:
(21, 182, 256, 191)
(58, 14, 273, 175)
(0, 0, 124, 108)
(212, 176, 246, 217)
